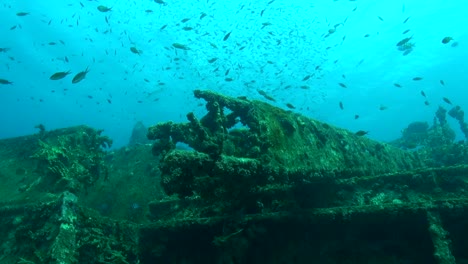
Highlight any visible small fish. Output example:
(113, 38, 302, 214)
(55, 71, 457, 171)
(440, 80, 445, 86)
(420, 91, 426, 97)
(338, 83, 347, 88)
(223, 31, 232, 41)
(377, 16, 384, 21)
(154, 0, 167, 5)
(286, 103, 295, 109)
(402, 29, 410, 34)
(16, 12, 29, 16)
(181, 18, 190, 23)
(49, 71, 71, 80)
(172, 43, 190, 50)
(0, 48, 10, 53)
(208, 58, 218, 63)
(130, 47, 142, 55)
(339, 101, 344, 110)
(302, 75, 311, 81)
(72, 67, 89, 84)
(379, 105, 388, 110)
(225, 78, 233, 82)
(199, 12, 207, 19)
(424, 101, 430, 106)
(160, 24, 167, 30)
(442, 97, 452, 105)
(441, 37, 453, 44)
(261, 22, 272, 29)
(0, 78, 13, 85)
(354, 115, 360, 120)
(396, 36, 412, 46)
(97, 5, 112, 12)
(257, 90, 276, 101)
(355, 130, 369, 136)
(403, 16, 410, 23)
(412, 77, 423, 81)
(394, 83, 402, 88)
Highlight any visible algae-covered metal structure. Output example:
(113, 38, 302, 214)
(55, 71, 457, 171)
(1, 90, 468, 263)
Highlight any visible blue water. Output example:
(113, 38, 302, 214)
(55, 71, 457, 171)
(1, 0, 467, 148)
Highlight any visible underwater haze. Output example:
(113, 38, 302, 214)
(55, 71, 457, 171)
(1, 0, 467, 148)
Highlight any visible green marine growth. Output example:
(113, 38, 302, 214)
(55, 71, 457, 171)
(148, 90, 425, 217)
(448, 105, 468, 140)
(32, 126, 112, 193)
(394, 106, 468, 166)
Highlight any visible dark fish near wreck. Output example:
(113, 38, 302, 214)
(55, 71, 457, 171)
(0, 78, 13, 85)
(355, 130, 368, 136)
(50, 71, 71, 80)
(412, 77, 423, 81)
(72, 67, 89, 84)
(442, 97, 452, 105)
(286, 103, 295, 109)
(97, 5, 112, 12)
(172, 43, 190, 50)
(257, 90, 276, 102)
(207, 58, 218, 63)
(223, 31, 232, 41)
(396, 36, 413, 46)
(130, 47, 142, 55)
(441, 37, 453, 44)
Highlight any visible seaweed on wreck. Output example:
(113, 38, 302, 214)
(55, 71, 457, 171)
(31, 126, 112, 193)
